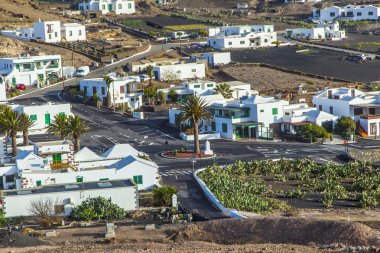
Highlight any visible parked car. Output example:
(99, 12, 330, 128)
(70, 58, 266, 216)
(75, 66, 90, 77)
(15, 84, 26, 90)
(345, 55, 363, 63)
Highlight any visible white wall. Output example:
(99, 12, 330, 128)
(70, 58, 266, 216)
(2, 185, 137, 218)
(153, 63, 206, 81)
(33, 21, 61, 43)
(62, 24, 86, 42)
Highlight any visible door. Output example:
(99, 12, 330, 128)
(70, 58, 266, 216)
(250, 127, 256, 138)
(45, 113, 51, 124)
(52, 154, 62, 164)
(108, 3, 112, 10)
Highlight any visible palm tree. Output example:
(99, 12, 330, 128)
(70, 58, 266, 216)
(146, 65, 154, 85)
(214, 83, 233, 99)
(0, 108, 23, 156)
(20, 113, 35, 146)
(47, 114, 69, 140)
(179, 95, 212, 154)
(103, 75, 113, 108)
(66, 115, 89, 152)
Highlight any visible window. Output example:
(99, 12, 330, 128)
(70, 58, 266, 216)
(16, 64, 20, 70)
(133, 175, 143, 184)
(102, 4, 106, 10)
(369, 11, 374, 15)
(48, 34, 52, 40)
(69, 31, 73, 36)
(93, 86, 97, 94)
(260, 109, 264, 113)
(59, 112, 65, 116)
(228, 42, 232, 45)
(357, 12, 362, 16)
(76, 176, 83, 183)
(79, 30, 82, 36)
(211, 122, 216, 131)
(118, 3, 122, 9)
(264, 39, 268, 43)
(128, 3, 132, 8)
(30, 115, 37, 121)
(192, 69, 197, 72)
(329, 106, 333, 114)
(22, 63, 32, 70)
(272, 108, 278, 115)
(45, 114, 50, 124)
(100, 178, 109, 181)
(330, 12, 336, 17)
(36, 180, 42, 187)
(318, 105, 322, 111)
(369, 107, 376, 115)
(176, 70, 181, 74)
(55, 32, 58, 37)
(120, 86, 125, 93)
(222, 123, 227, 133)
(194, 84, 201, 88)
(213, 41, 216, 45)
(101, 87, 105, 96)
(240, 41, 245, 44)
(207, 83, 213, 87)
(84, 86, 87, 93)
(354, 108, 363, 116)
(218, 110, 223, 116)
(52, 154, 62, 164)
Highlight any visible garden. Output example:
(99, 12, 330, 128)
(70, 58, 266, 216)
(198, 159, 380, 213)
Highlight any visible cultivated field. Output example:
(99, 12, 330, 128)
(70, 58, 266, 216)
(230, 47, 380, 83)
(319, 32, 380, 53)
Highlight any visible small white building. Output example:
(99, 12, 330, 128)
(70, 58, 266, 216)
(0, 76, 6, 102)
(286, 22, 346, 41)
(11, 103, 73, 135)
(153, 62, 206, 81)
(1, 20, 86, 43)
(78, 0, 136, 15)
(313, 87, 380, 137)
(1, 179, 138, 218)
(128, 58, 180, 73)
(190, 52, 231, 66)
(0, 54, 62, 87)
(313, 5, 380, 22)
(281, 103, 337, 135)
(79, 76, 143, 109)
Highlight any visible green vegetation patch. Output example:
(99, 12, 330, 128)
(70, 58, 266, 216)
(198, 159, 380, 213)
(123, 20, 146, 27)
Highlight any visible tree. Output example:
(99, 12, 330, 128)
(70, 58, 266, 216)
(334, 116, 356, 139)
(0, 108, 23, 156)
(214, 83, 233, 99)
(298, 123, 331, 142)
(179, 95, 212, 154)
(47, 114, 69, 140)
(144, 85, 157, 105)
(28, 198, 62, 228)
(168, 89, 179, 103)
(152, 185, 177, 206)
(103, 75, 113, 108)
(146, 65, 154, 85)
(71, 197, 126, 221)
(66, 115, 89, 152)
(20, 113, 35, 146)
(157, 91, 166, 105)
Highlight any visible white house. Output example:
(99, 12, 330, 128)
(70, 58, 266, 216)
(0, 54, 62, 87)
(1, 179, 138, 218)
(1, 20, 86, 43)
(78, 0, 136, 15)
(312, 87, 380, 137)
(0, 143, 159, 191)
(286, 22, 346, 41)
(128, 58, 180, 73)
(281, 103, 338, 135)
(79, 76, 143, 109)
(153, 62, 206, 81)
(11, 103, 73, 135)
(190, 52, 231, 66)
(207, 25, 277, 49)
(313, 5, 380, 22)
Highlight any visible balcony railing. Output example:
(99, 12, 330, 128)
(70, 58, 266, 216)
(360, 114, 380, 120)
(214, 114, 249, 119)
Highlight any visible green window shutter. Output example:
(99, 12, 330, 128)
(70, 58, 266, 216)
(260, 109, 264, 113)
(36, 180, 42, 186)
(100, 178, 109, 181)
(30, 115, 37, 121)
(12, 77, 16, 85)
(76, 176, 83, 183)
(128, 3, 131, 8)
(222, 123, 227, 133)
(16, 64, 20, 70)
(194, 85, 201, 88)
(59, 112, 65, 116)
(207, 83, 214, 87)
(211, 122, 216, 131)
(45, 114, 50, 124)
(133, 175, 143, 184)
(272, 108, 278, 115)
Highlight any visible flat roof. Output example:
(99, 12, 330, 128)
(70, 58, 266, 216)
(35, 140, 72, 147)
(2, 179, 136, 196)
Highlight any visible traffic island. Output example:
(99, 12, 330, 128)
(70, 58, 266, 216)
(160, 150, 215, 160)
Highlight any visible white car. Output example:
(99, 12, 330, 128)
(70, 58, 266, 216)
(75, 66, 90, 77)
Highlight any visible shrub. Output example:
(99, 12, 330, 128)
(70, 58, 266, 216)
(334, 116, 356, 139)
(297, 123, 331, 142)
(71, 197, 126, 221)
(152, 185, 177, 206)
(69, 88, 86, 96)
(168, 89, 179, 103)
(180, 147, 186, 153)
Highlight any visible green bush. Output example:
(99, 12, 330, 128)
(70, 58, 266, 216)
(69, 88, 86, 96)
(180, 147, 186, 153)
(71, 197, 126, 221)
(152, 185, 177, 206)
(334, 116, 356, 139)
(297, 123, 331, 142)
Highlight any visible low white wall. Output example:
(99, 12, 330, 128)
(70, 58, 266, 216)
(179, 133, 221, 141)
(193, 168, 246, 219)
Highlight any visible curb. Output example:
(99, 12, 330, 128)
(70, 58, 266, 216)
(159, 151, 216, 160)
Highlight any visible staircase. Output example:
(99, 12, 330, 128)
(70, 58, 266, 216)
(356, 121, 368, 137)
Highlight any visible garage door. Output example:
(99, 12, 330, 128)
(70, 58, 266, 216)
(17, 74, 31, 86)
